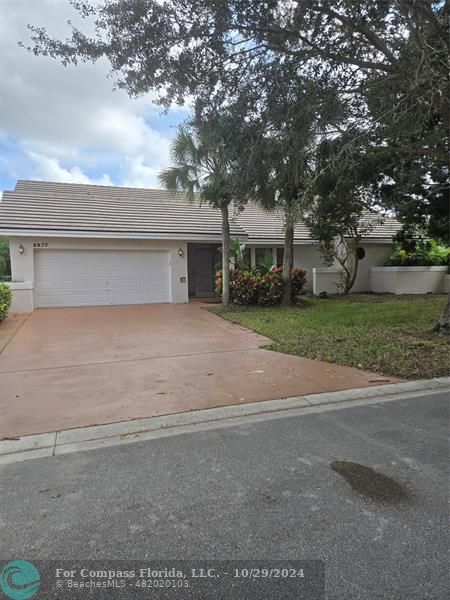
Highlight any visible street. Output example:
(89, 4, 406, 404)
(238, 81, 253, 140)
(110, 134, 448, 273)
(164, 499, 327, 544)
(1, 390, 448, 599)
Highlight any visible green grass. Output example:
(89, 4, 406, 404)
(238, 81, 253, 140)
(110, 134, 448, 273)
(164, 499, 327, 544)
(212, 294, 450, 379)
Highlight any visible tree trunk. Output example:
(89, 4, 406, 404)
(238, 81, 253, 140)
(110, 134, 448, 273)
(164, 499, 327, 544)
(282, 222, 294, 306)
(221, 203, 231, 306)
(344, 253, 359, 294)
(433, 293, 450, 334)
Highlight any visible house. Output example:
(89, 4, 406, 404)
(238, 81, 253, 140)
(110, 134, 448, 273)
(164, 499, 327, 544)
(0, 180, 401, 312)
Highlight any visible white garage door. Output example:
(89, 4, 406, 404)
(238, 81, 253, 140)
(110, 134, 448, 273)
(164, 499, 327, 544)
(34, 250, 171, 307)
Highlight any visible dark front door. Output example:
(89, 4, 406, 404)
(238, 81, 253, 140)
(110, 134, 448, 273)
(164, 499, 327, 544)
(188, 244, 218, 297)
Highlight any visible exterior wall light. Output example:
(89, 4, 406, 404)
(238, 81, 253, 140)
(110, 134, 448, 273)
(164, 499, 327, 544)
(18, 243, 24, 255)
(178, 248, 184, 257)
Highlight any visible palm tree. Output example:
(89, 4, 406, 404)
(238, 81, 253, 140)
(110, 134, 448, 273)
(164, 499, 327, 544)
(159, 124, 235, 305)
(243, 128, 315, 305)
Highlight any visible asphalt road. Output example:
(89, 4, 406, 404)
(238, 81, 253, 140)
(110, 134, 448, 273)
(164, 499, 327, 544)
(0, 391, 448, 599)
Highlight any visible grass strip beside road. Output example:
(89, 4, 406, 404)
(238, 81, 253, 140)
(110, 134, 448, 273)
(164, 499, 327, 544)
(213, 294, 449, 380)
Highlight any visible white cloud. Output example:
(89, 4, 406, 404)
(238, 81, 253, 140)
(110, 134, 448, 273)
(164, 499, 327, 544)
(0, 0, 188, 188)
(121, 156, 162, 189)
(26, 152, 113, 186)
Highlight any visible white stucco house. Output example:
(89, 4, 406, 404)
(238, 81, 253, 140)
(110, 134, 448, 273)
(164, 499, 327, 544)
(0, 180, 403, 313)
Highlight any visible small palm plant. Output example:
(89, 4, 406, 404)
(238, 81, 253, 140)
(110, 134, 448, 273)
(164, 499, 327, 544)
(159, 123, 236, 305)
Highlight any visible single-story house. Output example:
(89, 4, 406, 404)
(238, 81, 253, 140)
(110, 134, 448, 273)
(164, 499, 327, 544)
(0, 180, 402, 312)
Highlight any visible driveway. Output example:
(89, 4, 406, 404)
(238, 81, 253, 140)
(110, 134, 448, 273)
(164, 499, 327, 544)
(0, 304, 398, 437)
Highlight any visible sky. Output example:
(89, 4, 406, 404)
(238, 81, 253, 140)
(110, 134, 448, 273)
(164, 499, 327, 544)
(0, 0, 189, 194)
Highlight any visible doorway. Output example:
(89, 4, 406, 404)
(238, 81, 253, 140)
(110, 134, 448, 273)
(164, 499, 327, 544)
(187, 243, 221, 298)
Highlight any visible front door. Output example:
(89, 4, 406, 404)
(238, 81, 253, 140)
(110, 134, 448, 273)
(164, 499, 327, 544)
(188, 244, 218, 297)
(195, 247, 214, 296)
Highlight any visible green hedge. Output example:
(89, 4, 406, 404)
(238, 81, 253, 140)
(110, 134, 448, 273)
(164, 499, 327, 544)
(216, 267, 307, 306)
(0, 282, 12, 321)
(385, 240, 450, 267)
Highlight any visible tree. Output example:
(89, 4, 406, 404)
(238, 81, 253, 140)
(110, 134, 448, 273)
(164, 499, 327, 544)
(305, 137, 384, 294)
(159, 120, 239, 305)
(306, 191, 379, 295)
(290, 0, 449, 328)
(233, 74, 340, 304)
(0, 237, 11, 279)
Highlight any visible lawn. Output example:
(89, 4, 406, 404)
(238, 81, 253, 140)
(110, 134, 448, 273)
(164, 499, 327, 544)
(213, 294, 449, 380)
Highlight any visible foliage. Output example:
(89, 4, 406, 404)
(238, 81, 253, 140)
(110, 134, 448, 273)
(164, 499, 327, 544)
(0, 282, 12, 321)
(216, 268, 306, 306)
(0, 237, 11, 278)
(231, 75, 338, 304)
(252, 249, 275, 276)
(291, 268, 308, 303)
(256, 269, 284, 306)
(305, 138, 383, 294)
(385, 241, 450, 268)
(26, 1, 448, 240)
(231, 271, 259, 306)
(215, 294, 449, 380)
(228, 239, 250, 272)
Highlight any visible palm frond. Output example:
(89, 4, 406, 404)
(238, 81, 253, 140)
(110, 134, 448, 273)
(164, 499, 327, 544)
(171, 127, 201, 166)
(159, 165, 199, 203)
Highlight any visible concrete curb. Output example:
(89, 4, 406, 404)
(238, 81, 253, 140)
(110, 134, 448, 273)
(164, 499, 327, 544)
(1, 377, 448, 464)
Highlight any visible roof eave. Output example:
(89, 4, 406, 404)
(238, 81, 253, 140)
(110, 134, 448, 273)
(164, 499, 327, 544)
(0, 228, 248, 242)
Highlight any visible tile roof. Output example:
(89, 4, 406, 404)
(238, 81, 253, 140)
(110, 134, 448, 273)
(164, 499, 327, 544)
(0, 180, 401, 241)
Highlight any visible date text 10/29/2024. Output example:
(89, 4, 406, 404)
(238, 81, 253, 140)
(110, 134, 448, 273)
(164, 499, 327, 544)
(55, 566, 306, 580)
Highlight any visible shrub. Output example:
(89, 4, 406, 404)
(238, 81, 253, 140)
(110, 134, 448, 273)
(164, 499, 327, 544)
(215, 267, 307, 306)
(215, 269, 223, 296)
(291, 268, 307, 302)
(257, 268, 284, 305)
(0, 282, 12, 321)
(385, 240, 450, 267)
(231, 270, 259, 305)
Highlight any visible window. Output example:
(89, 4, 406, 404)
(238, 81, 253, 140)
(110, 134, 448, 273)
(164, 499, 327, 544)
(276, 248, 284, 267)
(243, 247, 251, 267)
(255, 247, 273, 265)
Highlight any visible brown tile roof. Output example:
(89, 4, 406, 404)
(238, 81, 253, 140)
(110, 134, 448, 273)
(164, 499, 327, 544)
(0, 180, 401, 241)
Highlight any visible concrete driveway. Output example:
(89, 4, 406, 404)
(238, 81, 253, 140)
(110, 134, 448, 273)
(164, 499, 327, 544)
(0, 304, 398, 437)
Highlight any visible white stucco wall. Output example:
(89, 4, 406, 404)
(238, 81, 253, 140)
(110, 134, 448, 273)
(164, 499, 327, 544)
(370, 267, 447, 294)
(351, 244, 392, 292)
(300, 242, 392, 294)
(312, 268, 344, 295)
(8, 236, 189, 309)
(444, 275, 450, 293)
(293, 245, 325, 291)
(5, 282, 34, 313)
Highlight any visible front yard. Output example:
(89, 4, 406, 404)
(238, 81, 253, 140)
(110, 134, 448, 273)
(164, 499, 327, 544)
(213, 294, 449, 379)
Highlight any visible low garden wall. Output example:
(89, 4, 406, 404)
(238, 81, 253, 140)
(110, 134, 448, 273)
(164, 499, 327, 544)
(5, 281, 34, 313)
(370, 266, 447, 295)
(313, 266, 448, 295)
(444, 275, 450, 293)
(312, 267, 344, 295)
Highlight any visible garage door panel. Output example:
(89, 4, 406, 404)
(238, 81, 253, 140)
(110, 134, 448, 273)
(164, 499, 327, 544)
(34, 250, 171, 307)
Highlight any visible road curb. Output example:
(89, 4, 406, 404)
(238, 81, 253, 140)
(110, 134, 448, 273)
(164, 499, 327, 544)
(1, 377, 448, 464)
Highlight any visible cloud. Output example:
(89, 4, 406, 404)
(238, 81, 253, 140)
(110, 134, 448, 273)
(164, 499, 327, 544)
(121, 156, 163, 189)
(0, 0, 187, 190)
(26, 152, 113, 186)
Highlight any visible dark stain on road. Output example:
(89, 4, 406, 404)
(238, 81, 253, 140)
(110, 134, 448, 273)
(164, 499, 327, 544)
(330, 459, 412, 504)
